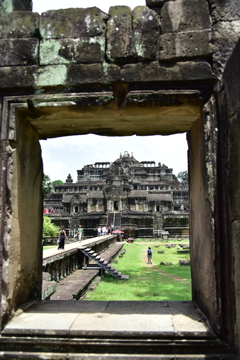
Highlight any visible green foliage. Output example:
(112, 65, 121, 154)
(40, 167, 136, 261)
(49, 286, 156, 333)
(177, 171, 188, 182)
(42, 174, 53, 198)
(85, 242, 191, 301)
(43, 216, 59, 238)
(42, 175, 64, 198)
(53, 180, 64, 186)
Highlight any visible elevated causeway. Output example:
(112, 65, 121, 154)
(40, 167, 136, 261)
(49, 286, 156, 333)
(42, 235, 125, 300)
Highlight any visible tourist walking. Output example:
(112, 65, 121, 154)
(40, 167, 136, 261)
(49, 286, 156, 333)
(98, 226, 101, 236)
(77, 225, 83, 242)
(58, 227, 67, 250)
(102, 226, 106, 235)
(147, 247, 152, 264)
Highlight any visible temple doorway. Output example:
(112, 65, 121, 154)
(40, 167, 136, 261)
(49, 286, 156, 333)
(114, 201, 119, 211)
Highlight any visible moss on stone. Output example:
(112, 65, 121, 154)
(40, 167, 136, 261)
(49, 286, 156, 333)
(40, 40, 71, 65)
(34, 65, 67, 87)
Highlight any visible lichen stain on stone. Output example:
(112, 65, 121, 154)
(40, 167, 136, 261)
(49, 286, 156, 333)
(34, 65, 67, 87)
(40, 40, 72, 65)
(84, 14, 91, 33)
(2, 1, 13, 13)
(134, 31, 144, 58)
(106, 49, 115, 63)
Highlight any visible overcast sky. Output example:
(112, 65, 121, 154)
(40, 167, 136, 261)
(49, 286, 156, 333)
(33, 0, 188, 182)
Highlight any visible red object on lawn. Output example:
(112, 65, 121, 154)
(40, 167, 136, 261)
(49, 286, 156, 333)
(112, 230, 124, 234)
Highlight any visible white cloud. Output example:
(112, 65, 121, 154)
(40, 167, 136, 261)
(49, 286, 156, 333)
(33, 0, 146, 14)
(40, 134, 188, 182)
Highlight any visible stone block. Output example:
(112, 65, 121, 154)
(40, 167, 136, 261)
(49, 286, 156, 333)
(212, 20, 240, 80)
(159, 30, 211, 60)
(40, 7, 108, 40)
(106, 6, 133, 63)
(209, 0, 240, 22)
(121, 61, 168, 82)
(121, 60, 213, 82)
(0, 39, 39, 66)
(0, 12, 40, 39)
(40, 37, 105, 65)
(67, 63, 103, 85)
(0, 0, 32, 13)
(102, 63, 121, 83)
(132, 6, 159, 61)
(160, 0, 211, 33)
(171, 60, 213, 81)
(0, 66, 28, 88)
(31, 64, 68, 87)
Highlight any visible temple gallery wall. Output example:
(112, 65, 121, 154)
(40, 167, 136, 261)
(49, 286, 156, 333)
(1, 0, 240, 356)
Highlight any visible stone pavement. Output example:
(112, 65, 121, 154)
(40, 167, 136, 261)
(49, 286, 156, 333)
(43, 234, 115, 261)
(3, 301, 213, 338)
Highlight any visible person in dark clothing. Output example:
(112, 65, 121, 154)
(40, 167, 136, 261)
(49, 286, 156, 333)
(58, 227, 67, 250)
(147, 247, 152, 264)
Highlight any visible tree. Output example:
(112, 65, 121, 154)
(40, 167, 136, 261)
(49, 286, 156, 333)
(43, 216, 59, 238)
(52, 180, 64, 186)
(177, 171, 188, 182)
(42, 174, 53, 198)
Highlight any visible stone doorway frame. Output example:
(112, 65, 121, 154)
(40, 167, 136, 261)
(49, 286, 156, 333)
(0, 86, 227, 347)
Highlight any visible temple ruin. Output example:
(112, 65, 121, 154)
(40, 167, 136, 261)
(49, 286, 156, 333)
(44, 151, 189, 238)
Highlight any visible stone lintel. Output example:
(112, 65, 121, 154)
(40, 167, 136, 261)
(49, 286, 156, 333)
(0, 61, 214, 89)
(121, 61, 213, 82)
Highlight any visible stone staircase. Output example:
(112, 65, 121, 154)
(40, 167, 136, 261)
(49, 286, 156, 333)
(81, 247, 129, 280)
(114, 212, 121, 229)
(107, 212, 114, 226)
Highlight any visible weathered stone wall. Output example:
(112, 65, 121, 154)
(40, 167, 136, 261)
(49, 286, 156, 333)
(188, 96, 218, 329)
(0, 0, 240, 355)
(214, 37, 240, 352)
(1, 112, 43, 326)
(0, 2, 214, 90)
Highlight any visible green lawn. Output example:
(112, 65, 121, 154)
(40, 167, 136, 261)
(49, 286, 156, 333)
(43, 245, 56, 250)
(84, 241, 191, 301)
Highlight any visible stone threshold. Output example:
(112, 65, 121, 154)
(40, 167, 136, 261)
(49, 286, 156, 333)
(1, 300, 215, 337)
(0, 301, 233, 357)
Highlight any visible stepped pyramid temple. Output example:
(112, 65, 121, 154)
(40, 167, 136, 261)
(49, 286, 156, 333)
(44, 151, 189, 238)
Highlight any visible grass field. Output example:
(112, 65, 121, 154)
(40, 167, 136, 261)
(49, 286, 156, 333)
(84, 241, 192, 301)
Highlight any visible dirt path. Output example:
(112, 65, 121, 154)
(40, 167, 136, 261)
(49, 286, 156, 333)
(141, 249, 189, 283)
